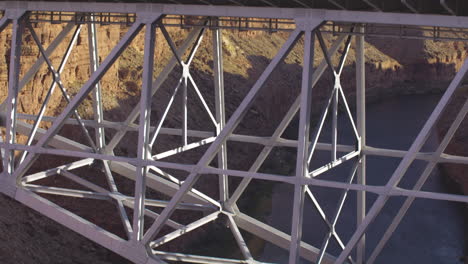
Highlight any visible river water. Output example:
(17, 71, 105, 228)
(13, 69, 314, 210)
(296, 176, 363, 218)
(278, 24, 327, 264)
(259, 94, 465, 263)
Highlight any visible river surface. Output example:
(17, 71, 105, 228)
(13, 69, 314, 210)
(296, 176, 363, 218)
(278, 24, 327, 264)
(259, 94, 465, 263)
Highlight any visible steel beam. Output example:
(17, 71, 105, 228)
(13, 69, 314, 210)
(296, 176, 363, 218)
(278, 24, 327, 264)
(228, 214, 254, 261)
(132, 18, 159, 242)
(22, 158, 93, 183)
(23, 184, 111, 200)
(5, 1, 468, 28)
(289, 27, 315, 264)
(331, 77, 338, 161)
(182, 65, 188, 146)
(88, 14, 106, 151)
(355, 25, 366, 264)
(213, 20, 229, 203)
(3, 13, 25, 179)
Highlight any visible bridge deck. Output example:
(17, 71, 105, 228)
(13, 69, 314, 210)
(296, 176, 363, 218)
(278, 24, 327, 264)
(6, 0, 468, 16)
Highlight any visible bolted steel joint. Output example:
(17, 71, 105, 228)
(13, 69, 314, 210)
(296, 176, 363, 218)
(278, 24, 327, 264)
(137, 11, 162, 25)
(182, 63, 190, 78)
(4, 7, 27, 20)
(334, 74, 341, 89)
(294, 17, 324, 31)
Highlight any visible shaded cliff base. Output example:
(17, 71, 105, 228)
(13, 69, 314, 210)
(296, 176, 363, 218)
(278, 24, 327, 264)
(0, 193, 130, 264)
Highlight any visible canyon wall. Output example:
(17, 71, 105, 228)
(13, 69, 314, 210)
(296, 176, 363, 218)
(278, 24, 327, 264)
(0, 21, 466, 263)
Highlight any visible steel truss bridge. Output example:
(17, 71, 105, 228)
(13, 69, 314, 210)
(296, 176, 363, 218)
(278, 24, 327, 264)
(0, 1, 467, 263)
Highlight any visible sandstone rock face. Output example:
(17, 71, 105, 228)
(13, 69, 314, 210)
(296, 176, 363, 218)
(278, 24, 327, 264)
(0, 21, 467, 263)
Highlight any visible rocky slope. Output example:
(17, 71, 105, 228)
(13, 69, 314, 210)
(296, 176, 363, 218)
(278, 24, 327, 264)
(0, 21, 467, 263)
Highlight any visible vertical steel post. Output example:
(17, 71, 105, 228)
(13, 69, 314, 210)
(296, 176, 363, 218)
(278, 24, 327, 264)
(88, 16, 133, 237)
(132, 20, 157, 242)
(88, 14, 106, 151)
(3, 14, 25, 179)
(331, 80, 338, 161)
(0, 127, 4, 173)
(0, 7, 9, 167)
(289, 28, 314, 264)
(355, 25, 366, 264)
(182, 67, 188, 146)
(213, 19, 229, 203)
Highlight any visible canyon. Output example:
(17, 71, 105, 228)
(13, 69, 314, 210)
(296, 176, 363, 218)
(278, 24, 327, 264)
(0, 21, 466, 263)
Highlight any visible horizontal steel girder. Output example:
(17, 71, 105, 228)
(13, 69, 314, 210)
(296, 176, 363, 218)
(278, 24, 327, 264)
(2, 1, 468, 28)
